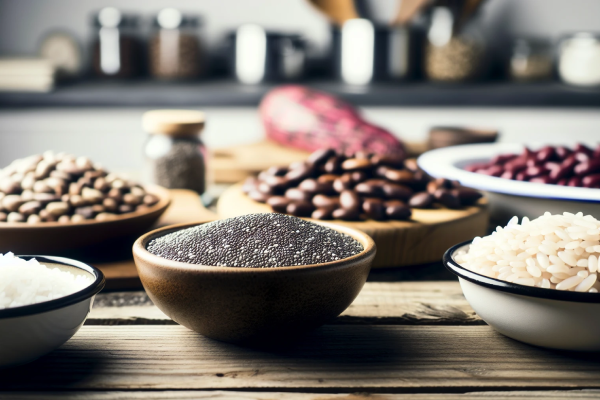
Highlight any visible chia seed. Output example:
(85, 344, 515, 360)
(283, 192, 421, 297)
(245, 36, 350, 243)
(146, 213, 364, 268)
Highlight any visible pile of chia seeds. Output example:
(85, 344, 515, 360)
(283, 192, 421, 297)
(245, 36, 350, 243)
(146, 213, 364, 268)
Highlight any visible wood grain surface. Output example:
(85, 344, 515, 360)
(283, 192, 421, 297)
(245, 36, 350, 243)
(4, 391, 600, 399)
(87, 282, 480, 326)
(3, 325, 600, 391)
(217, 184, 489, 268)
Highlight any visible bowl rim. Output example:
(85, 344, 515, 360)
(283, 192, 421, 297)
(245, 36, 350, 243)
(418, 142, 600, 202)
(0, 255, 106, 319)
(0, 184, 171, 229)
(133, 218, 376, 273)
(444, 240, 600, 303)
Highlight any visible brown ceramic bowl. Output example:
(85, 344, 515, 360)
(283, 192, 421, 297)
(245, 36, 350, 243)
(133, 220, 376, 344)
(0, 185, 170, 254)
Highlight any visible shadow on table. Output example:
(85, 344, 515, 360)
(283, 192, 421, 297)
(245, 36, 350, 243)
(0, 341, 106, 390)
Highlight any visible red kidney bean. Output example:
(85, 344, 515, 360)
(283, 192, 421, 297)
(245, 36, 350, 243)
(515, 172, 527, 181)
(568, 176, 582, 187)
(504, 158, 527, 173)
(575, 143, 594, 157)
(408, 192, 434, 208)
(575, 152, 591, 163)
(500, 170, 514, 180)
(286, 200, 314, 217)
(594, 144, 600, 159)
(383, 182, 412, 200)
(536, 146, 556, 163)
(549, 155, 577, 181)
(481, 165, 503, 177)
(267, 196, 290, 213)
(339, 190, 361, 211)
(453, 188, 482, 206)
(285, 188, 312, 202)
(555, 146, 573, 160)
(526, 158, 541, 167)
(522, 147, 534, 158)
(574, 159, 600, 176)
(557, 178, 568, 186)
(307, 149, 335, 166)
(311, 207, 334, 220)
(491, 154, 518, 165)
(385, 200, 412, 220)
(464, 163, 488, 173)
(332, 208, 360, 220)
(312, 194, 340, 209)
(529, 175, 556, 184)
(582, 173, 600, 188)
(525, 166, 547, 178)
(362, 198, 385, 220)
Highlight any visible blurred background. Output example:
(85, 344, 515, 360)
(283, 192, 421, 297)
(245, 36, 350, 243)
(0, 0, 598, 180)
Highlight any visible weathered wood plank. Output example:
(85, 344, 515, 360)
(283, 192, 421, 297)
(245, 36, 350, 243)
(2, 325, 600, 391)
(3, 390, 600, 399)
(88, 282, 481, 326)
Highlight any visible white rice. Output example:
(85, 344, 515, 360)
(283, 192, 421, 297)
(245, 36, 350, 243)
(455, 212, 600, 293)
(0, 253, 93, 309)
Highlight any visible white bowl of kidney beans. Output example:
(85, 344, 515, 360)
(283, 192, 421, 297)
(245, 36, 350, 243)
(418, 143, 600, 223)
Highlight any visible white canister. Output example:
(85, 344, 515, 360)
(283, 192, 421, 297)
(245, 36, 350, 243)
(558, 32, 600, 87)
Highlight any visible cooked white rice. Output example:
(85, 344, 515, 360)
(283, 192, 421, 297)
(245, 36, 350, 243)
(455, 212, 600, 293)
(0, 253, 93, 309)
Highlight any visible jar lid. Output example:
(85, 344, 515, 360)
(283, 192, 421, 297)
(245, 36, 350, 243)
(142, 110, 205, 136)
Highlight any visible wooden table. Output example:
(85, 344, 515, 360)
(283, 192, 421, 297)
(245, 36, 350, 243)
(2, 195, 600, 399)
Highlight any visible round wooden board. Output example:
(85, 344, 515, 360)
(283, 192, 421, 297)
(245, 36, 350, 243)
(217, 183, 489, 268)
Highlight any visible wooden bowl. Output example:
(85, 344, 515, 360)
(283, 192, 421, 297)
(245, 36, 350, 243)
(0, 185, 170, 255)
(133, 220, 376, 344)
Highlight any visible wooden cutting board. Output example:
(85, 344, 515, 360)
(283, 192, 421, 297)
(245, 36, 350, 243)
(209, 140, 428, 183)
(217, 183, 489, 268)
(95, 189, 216, 290)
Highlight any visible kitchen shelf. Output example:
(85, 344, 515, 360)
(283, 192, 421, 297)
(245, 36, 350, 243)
(1, 80, 600, 108)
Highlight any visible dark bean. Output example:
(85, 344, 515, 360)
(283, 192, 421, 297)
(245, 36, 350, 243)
(103, 197, 119, 212)
(370, 154, 404, 168)
(285, 163, 312, 182)
(339, 190, 361, 211)
(258, 182, 276, 195)
(118, 204, 134, 214)
(307, 149, 335, 166)
(0, 212, 6, 222)
(84, 170, 106, 180)
(285, 188, 312, 202)
(317, 174, 339, 184)
(312, 194, 340, 209)
(267, 196, 290, 213)
(123, 193, 142, 206)
(33, 192, 59, 203)
(382, 182, 412, 200)
(409, 192, 434, 208)
(403, 158, 419, 172)
(311, 207, 334, 220)
(385, 200, 412, 220)
(248, 190, 269, 203)
(324, 156, 342, 174)
(341, 158, 372, 171)
(18, 201, 42, 216)
(350, 171, 368, 183)
(362, 198, 385, 220)
(384, 168, 414, 183)
(333, 174, 353, 192)
(353, 151, 370, 159)
(434, 189, 461, 209)
(286, 200, 314, 217)
(332, 208, 360, 220)
(143, 194, 160, 206)
(75, 206, 95, 219)
(266, 165, 288, 177)
(299, 178, 332, 195)
(355, 180, 383, 197)
(263, 175, 289, 191)
(7, 212, 25, 223)
(107, 188, 122, 202)
(453, 188, 482, 206)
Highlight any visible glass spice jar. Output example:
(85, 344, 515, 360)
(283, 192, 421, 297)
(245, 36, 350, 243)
(149, 8, 204, 80)
(91, 7, 141, 78)
(509, 38, 553, 82)
(142, 110, 206, 194)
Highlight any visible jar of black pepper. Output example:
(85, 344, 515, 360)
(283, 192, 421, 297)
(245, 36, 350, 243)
(91, 7, 141, 78)
(142, 110, 206, 194)
(149, 8, 204, 80)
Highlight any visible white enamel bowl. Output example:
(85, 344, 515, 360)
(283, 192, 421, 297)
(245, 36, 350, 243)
(418, 143, 600, 224)
(0, 256, 105, 368)
(445, 242, 600, 351)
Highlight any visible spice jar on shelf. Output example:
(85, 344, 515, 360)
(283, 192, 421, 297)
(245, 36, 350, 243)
(558, 32, 600, 87)
(149, 8, 204, 80)
(91, 7, 141, 78)
(423, 6, 486, 82)
(142, 110, 206, 194)
(509, 38, 553, 82)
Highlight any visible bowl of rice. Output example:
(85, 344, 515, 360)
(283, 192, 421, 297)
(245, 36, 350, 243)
(0, 253, 105, 368)
(444, 212, 600, 351)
